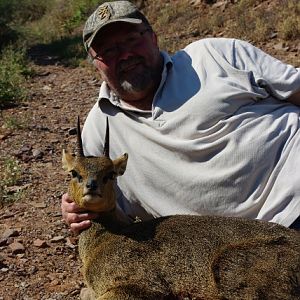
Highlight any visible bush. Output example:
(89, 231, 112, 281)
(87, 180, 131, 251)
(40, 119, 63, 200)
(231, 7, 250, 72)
(0, 45, 31, 108)
(22, 0, 101, 45)
(0, 156, 23, 207)
(0, 0, 19, 48)
(0, 0, 49, 50)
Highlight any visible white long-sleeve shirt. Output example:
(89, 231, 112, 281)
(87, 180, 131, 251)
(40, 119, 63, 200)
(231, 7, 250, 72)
(82, 38, 300, 227)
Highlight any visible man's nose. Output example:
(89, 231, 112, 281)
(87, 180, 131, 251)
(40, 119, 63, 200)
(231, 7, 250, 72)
(117, 45, 134, 61)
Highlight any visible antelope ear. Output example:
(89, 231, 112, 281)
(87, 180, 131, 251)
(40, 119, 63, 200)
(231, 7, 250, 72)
(113, 153, 128, 176)
(62, 149, 75, 172)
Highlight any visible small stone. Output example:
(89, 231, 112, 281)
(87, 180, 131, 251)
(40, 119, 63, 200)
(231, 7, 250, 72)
(50, 236, 65, 243)
(20, 281, 29, 288)
(0, 239, 7, 247)
(2, 229, 19, 239)
(68, 254, 76, 259)
(33, 239, 48, 248)
(7, 237, 15, 245)
(50, 279, 60, 286)
(58, 273, 66, 279)
(47, 273, 57, 281)
(19, 145, 32, 153)
(212, 1, 227, 10)
(1, 213, 14, 219)
(6, 185, 30, 194)
(32, 149, 43, 159)
(0, 255, 6, 268)
(9, 242, 25, 254)
(273, 42, 289, 52)
(31, 202, 47, 209)
(65, 237, 77, 249)
(190, 0, 202, 6)
(0, 131, 12, 141)
(42, 85, 52, 91)
(1, 268, 9, 273)
(29, 266, 38, 274)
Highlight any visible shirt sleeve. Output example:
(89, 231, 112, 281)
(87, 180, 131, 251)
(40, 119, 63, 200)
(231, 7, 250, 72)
(232, 39, 300, 100)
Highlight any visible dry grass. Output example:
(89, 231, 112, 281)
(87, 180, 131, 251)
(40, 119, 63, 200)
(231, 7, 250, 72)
(228, 0, 300, 42)
(278, 17, 300, 40)
(144, 0, 300, 54)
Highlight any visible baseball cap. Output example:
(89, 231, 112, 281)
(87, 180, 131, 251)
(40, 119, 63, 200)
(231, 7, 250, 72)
(83, 1, 149, 51)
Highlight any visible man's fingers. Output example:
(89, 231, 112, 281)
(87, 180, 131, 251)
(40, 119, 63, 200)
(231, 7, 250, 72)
(61, 193, 85, 213)
(62, 193, 73, 203)
(70, 220, 92, 235)
(66, 212, 99, 225)
(65, 201, 86, 213)
(61, 192, 99, 234)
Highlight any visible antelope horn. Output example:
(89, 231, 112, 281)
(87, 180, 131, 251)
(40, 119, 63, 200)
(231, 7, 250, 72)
(103, 117, 110, 158)
(77, 116, 84, 157)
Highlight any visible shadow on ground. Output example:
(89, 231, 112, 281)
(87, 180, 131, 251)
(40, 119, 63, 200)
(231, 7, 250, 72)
(27, 35, 86, 67)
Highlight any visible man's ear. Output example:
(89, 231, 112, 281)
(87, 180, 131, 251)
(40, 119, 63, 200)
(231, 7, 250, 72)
(62, 149, 75, 172)
(151, 31, 158, 47)
(113, 153, 128, 176)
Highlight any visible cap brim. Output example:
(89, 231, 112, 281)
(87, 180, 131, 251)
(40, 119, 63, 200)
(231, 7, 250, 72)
(85, 18, 142, 51)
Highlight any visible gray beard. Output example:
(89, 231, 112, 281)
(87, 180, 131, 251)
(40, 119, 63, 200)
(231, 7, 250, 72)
(120, 70, 153, 93)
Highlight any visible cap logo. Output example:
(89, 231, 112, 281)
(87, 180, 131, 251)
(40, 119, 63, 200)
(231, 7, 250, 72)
(98, 5, 111, 20)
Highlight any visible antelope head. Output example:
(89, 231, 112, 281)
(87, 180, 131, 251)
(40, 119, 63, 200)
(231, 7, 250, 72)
(62, 117, 128, 212)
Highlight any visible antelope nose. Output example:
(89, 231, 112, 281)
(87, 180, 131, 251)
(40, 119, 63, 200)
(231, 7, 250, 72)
(86, 179, 98, 191)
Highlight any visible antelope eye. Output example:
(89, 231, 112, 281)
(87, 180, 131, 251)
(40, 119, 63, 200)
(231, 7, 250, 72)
(70, 170, 83, 182)
(71, 170, 78, 178)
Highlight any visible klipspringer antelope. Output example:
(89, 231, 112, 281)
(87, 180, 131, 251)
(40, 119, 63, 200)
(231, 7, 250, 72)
(62, 117, 300, 300)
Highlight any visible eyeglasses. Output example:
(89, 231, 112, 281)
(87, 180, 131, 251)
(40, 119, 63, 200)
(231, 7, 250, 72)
(90, 28, 151, 62)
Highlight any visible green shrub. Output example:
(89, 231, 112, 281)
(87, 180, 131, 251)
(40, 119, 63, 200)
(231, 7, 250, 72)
(1, 157, 21, 187)
(0, 45, 31, 108)
(0, 156, 23, 207)
(22, 0, 101, 45)
(0, 0, 49, 50)
(2, 114, 27, 129)
(62, 0, 102, 33)
(0, 0, 19, 48)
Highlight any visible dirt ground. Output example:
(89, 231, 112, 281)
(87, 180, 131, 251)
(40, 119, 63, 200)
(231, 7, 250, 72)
(0, 63, 101, 299)
(0, 1, 299, 299)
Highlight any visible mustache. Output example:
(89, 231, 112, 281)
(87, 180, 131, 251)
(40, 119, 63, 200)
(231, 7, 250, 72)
(117, 57, 144, 73)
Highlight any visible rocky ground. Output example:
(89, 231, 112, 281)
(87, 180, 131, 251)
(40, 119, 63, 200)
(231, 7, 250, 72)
(0, 1, 299, 299)
(0, 63, 101, 299)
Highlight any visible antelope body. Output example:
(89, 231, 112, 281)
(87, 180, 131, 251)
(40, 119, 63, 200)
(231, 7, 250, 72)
(62, 118, 300, 300)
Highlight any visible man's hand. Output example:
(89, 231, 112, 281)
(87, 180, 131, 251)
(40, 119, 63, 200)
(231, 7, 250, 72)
(61, 193, 100, 235)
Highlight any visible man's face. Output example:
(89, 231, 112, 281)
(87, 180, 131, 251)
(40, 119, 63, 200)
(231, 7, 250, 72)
(89, 23, 162, 102)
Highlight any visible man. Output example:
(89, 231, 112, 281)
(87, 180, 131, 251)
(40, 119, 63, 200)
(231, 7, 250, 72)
(62, 0, 300, 234)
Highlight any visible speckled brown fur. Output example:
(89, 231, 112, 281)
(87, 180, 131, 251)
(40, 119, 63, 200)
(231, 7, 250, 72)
(62, 148, 300, 300)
